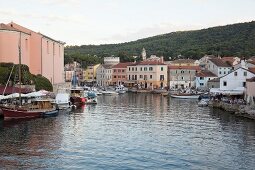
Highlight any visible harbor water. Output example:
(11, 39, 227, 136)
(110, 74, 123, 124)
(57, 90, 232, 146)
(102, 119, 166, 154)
(1, 93, 255, 169)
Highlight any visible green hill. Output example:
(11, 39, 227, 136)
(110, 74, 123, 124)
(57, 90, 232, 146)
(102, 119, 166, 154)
(65, 21, 255, 63)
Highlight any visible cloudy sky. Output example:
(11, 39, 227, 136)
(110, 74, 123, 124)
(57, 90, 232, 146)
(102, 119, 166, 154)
(1, 0, 254, 45)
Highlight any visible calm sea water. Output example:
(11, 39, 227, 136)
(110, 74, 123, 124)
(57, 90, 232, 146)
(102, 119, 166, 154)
(1, 93, 255, 169)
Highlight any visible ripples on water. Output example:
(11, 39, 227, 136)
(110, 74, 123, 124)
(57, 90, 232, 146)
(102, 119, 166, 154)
(1, 93, 255, 169)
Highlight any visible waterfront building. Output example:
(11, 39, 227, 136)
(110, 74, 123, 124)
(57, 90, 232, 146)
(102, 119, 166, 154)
(168, 65, 200, 89)
(138, 60, 167, 89)
(246, 75, 255, 105)
(127, 60, 167, 89)
(64, 61, 83, 83)
(207, 58, 232, 77)
(96, 64, 114, 87)
(84, 64, 100, 85)
(0, 22, 65, 84)
(112, 62, 132, 86)
(211, 62, 255, 95)
(195, 70, 217, 90)
(207, 77, 220, 89)
(126, 63, 138, 87)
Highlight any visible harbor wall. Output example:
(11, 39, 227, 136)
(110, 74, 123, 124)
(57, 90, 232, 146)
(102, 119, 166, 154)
(209, 101, 255, 120)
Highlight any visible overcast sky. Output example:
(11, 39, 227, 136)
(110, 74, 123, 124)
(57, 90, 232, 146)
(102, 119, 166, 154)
(1, 0, 254, 45)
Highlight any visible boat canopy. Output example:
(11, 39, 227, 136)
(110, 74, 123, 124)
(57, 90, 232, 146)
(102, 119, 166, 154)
(0, 90, 49, 100)
(210, 88, 245, 95)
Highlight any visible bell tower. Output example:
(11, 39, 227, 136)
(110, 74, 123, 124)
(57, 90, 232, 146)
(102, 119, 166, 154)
(141, 48, 146, 61)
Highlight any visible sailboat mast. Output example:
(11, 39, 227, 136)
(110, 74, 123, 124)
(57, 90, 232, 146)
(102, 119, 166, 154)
(19, 31, 22, 106)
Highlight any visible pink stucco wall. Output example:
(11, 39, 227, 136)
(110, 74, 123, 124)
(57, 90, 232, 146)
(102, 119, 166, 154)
(0, 22, 64, 84)
(0, 31, 30, 66)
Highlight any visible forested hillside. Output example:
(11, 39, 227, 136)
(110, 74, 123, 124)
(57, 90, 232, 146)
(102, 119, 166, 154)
(65, 21, 255, 66)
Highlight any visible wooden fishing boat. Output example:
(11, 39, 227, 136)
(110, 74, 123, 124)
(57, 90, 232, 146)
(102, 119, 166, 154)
(170, 93, 200, 99)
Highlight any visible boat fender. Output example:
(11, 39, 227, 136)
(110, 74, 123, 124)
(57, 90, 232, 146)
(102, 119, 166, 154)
(71, 105, 76, 110)
(0, 108, 3, 118)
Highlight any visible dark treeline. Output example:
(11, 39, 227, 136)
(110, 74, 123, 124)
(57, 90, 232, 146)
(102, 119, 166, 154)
(65, 21, 255, 65)
(0, 63, 53, 91)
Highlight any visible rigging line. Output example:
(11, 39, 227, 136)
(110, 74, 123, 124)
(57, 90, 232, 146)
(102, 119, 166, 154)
(2, 64, 15, 96)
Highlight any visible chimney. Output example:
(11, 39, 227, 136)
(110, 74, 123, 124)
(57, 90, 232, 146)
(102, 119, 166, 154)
(160, 56, 164, 63)
(240, 57, 247, 69)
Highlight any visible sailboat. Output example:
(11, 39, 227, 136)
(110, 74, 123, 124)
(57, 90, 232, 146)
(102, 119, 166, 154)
(0, 32, 58, 120)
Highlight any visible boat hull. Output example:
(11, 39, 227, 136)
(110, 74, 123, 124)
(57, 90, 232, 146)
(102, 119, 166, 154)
(41, 109, 59, 117)
(1, 107, 42, 120)
(170, 94, 200, 99)
(70, 96, 86, 106)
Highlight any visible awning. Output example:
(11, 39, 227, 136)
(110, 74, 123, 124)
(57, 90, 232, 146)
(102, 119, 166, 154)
(210, 88, 244, 95)
(124, 81, 136, 84)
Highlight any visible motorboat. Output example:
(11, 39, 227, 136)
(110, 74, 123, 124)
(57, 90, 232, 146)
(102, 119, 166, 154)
(70, 87, 86, 107)
(101, 90, 119, 95)
(54, 92, 70, 109)
(115, 85, 127, 94)
(84, 91, 97, 104)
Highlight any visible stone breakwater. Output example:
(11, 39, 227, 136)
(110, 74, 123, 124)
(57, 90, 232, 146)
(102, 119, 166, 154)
(209, 101, 255, 120)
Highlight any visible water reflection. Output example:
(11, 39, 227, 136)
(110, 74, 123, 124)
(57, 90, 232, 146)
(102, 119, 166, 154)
(0, 93, 255, 169)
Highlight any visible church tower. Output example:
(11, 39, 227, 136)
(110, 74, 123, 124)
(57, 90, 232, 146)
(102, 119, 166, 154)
(141, 48, 146, 61)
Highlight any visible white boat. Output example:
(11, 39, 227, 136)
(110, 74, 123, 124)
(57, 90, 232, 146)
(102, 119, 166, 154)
(101, 90, 119, 95)
(115, 85, 127, 94)
(198, 99, 209, 107)
(170, 93, 200, 99)
(90, 87, 102, 95)
(54, 93, 70, 109)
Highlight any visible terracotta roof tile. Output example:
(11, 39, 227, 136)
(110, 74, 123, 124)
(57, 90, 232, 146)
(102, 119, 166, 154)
(102, 64, 114, 69)
(112, 62, 134, 68)
(209, 58, 232, 67)
(248, 67, 255, 74)
(168, 65, 200, 70)
(0, 23, 21, 32)
(196, 70, 217, 77)
(137, 60, 165, 65)
(171, 59, 196, 64)
(246, 77, 255, 82)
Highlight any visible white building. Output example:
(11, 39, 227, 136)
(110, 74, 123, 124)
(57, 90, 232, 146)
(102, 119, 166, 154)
(168, 65, 200, 89)
(207, 58, 232, 77)
(104, 57, 120, 65)
(220, 67, 255, 91)
(96, 64, 114, 87)
(233, 59, 255, 70)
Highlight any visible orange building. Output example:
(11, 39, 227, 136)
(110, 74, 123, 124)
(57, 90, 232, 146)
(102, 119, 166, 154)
(0, 22, 65, 84)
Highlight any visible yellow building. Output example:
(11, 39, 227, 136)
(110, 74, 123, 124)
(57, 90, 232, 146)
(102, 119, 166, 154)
(84, 64, 100, 85)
